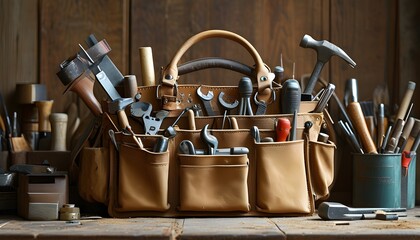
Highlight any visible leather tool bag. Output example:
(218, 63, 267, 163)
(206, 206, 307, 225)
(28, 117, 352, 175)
(85, 30, 336, 217)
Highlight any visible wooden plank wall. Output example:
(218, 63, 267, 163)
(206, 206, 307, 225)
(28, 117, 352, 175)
(39, 0, 129, 117)
(0, 0, 419, 203)
(130, 0, 329, 87)
(0, 0, 38, 112)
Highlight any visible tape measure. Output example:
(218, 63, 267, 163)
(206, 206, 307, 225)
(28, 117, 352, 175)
(59, 204, 80, 221)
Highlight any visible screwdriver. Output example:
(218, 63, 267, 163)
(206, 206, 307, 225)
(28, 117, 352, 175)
(281, 63, 301, 114)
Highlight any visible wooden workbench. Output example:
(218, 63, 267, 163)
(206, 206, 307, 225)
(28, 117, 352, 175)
(0, 207, 419, 239)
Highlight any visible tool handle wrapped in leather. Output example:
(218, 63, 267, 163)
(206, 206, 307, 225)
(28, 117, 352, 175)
(178, 57, 255, 79)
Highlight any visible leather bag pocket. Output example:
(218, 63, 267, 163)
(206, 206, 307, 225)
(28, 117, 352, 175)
(255, 140, 311, 214)
(308, 140, 336, 201)
(178, 154, 250, 212)
(116, 143, 170, 212)
(78, 147, 109, 204)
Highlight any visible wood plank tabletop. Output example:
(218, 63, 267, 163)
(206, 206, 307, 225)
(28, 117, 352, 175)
(0, 207, 419, 239)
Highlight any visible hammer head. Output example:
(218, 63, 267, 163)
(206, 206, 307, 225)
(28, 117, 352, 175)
(108, 98, 133, 114)
(318, 202, 359, 220)
(300, 34, 356, 67)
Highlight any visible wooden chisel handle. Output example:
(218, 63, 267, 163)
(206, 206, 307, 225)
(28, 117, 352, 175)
(139, 47, 155, 86)
(395, 81, 415, 121)
(347, 102, 378, 154)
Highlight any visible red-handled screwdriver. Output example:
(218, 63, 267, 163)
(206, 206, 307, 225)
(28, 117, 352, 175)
(401, 150, 415, 176)
(276, 118, 291, 142)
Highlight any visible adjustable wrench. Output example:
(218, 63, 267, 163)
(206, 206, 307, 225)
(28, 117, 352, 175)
(197, 86, 216, 116)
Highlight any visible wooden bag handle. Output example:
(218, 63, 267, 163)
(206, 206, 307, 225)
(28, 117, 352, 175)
(160, 30, 274, 96)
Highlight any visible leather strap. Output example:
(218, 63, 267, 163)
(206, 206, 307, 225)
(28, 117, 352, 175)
(57, 55, 88, 86)
(178, 57, 255, 78)
(160, 30, 274, 98)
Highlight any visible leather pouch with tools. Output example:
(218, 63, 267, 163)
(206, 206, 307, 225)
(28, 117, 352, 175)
(96, 30, 337, 217)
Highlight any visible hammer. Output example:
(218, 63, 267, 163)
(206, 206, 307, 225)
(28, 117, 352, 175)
(300, 34, 356, 100)
(318, 202, 406, 220)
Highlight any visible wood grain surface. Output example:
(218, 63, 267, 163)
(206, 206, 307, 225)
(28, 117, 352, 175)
(39, 0, 129, 115)
(0, 0, 38, 113)
(130, 0, 328, 87)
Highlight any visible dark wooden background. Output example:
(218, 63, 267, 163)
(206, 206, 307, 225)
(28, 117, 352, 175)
(1, 0, 419, 203)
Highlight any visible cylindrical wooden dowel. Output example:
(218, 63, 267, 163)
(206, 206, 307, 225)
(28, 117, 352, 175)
(139, 47, 156, 86)
(50, 113, 68, 151)
(35, 100, 54, 132)
(123, 75, 138, 98)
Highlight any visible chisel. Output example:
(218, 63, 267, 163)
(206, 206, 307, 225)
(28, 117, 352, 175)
(396, 117, 414, 153)
(403, 119, 420, 152)
(347, 102, 378, 154)
(395, 81, 416, 122)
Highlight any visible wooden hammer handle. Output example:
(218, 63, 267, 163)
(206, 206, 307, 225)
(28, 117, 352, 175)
(139, 47, 155, 86)
(347, 102, 378, 154)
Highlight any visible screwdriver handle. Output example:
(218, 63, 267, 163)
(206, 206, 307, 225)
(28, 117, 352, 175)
(347, 102, 378, 154)
(276, 118, 291, 142)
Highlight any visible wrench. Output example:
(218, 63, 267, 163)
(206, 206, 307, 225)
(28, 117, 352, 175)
(218, 92, 239, 114)
(218, 92, 239, 129)
(197, 86, 216, 116)
(200, 124, 218, 155)
(130, 101, 169, 135)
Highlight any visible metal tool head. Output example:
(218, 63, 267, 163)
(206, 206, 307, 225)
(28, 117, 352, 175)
(178, 140, 196, 155)
(218, 92, 239, 110)
(318, 202, 360, 220)
(200, 124, 218, 155)
(250, 126, 261, 143)
(196, 86, 214, 100)
(130, 101, 152, 117)
(108, 98, 133, 114)
(300, 34, 356, 67)
(164, 126, 177, 139)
